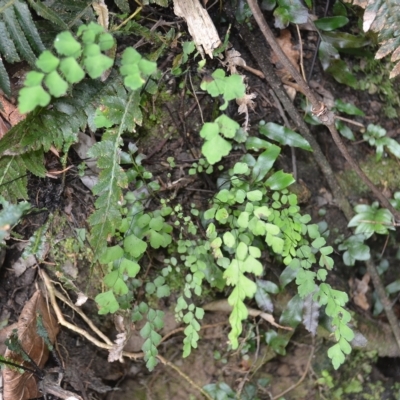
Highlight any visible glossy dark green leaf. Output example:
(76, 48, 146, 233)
(245, 137, 271, 151)
(265, 170, 295, 190)
(321, 32, 369, 49)
(274, 4, 308, 28)
(318, 41, 339, 70)
(252, 145, 280, 182)
(279, 294, 303, 328)
(334, 99, 365, 116)
(315, 16, 349, 31)
(326, 59, 358, 89)
(260, 122, 312, 151)
(386, 280, 400, 295)
(333, 0, 347, 16)
(280, 264, 298, 287)
(335, 120, 355, 141)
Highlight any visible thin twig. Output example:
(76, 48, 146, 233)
(40, 269, 214, 399)
(272, 344, 314, 400)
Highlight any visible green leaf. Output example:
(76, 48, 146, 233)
(98, 33, 115, 51)
(99, 245, 124, 263)
(44, 71, 68, 97)
(312, 237, 326, 249)
(274, 4, 308, 28)
(334, 99, 365, 116)
(296, 269, 316, 297)
(266, 170, 295, 190)
(279, 294, 303, 328)
(202, 134, 232, 165)
(328, 343, 345, 369)
(24, 70, 44, 86)
(54, 31, 82, 57)
(95, 290, 119, 314)
(326, 59, 358, 89)
(386, 280, 400, 295)
(247, 190, 263, 201)
(252, 145, 281, 182)
(314, 16, 349, 31)
(59, 57, 85, 84)
(124, 234, 147, 257)
(237, 211, 249, 228)
(223, 231, 236, 247)
(336, 120, 355, 141)
(199, 122, 219, 140)
(120, 258, 140, 277)
(104, 271, 128, 295)
(156, 285, 170, 298)
(236, 242, 248, 261)
(200, 69, 245, 110)
(260, 122, 312, 151)
(36, 50, 59, 73)
(84, 53, 114, 79)
(18, 86, 50, 113)
(216, 114, 240, 138)
(348, 204, 394, 238)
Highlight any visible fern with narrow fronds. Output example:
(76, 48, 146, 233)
(346, 0, 400, 78)
(0, 0, 45, 96)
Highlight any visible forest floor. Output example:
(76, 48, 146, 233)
(1, 2, 400, 400)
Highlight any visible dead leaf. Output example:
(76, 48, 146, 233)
(0, 95, 26, 127)
(236, 91, 257, 131)
(350, 273, 370, 310)
(2, 290, 59, 400)
(270, 29, 300, 79)
(224, 49, 247, 74)
(92, 0, 109, 30)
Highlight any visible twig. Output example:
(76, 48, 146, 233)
(40, 269, 214, 399)
(272, 344, 314, 399)
(189, 71, 204, 123)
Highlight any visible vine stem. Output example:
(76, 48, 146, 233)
(245, 0, 400, 356)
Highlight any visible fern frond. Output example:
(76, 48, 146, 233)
(2, 1, 38, 65)
(33, 0, 95, 26)
(114, 0, 130, 13)
(26, 0, 69, 30)
(88, 93, 134, 254)
(0, 156, 29, 201)
(361, 0, 400, 78)
(0, 0, 45, 96)
(0, 77, 116, 200)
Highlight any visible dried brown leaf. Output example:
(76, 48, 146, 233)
(350, 273, 370, 311)
(92, 0, 109, 30)
(270, 29, 300, 78)
(0, 95, 25, 127)
(224, 49, 247, 74)
(2, 291, 59, 400)
(389, 60, 400, 78)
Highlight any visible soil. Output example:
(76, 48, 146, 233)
(1, 3, 400, 400)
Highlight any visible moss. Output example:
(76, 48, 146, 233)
(337, 155, 399, 197)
